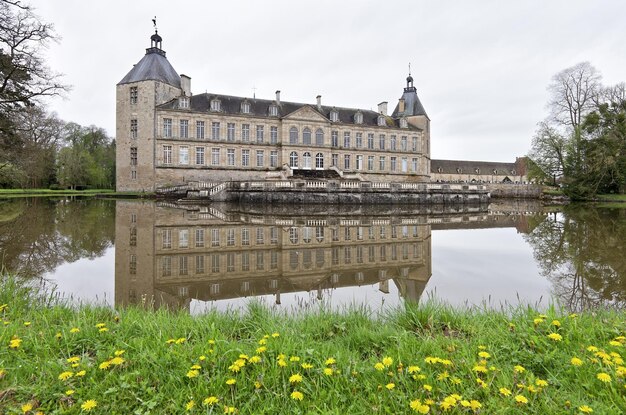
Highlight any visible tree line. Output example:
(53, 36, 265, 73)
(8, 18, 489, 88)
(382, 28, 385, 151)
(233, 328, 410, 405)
(528, 62, 626, 199)
(0, 1, 114, 189)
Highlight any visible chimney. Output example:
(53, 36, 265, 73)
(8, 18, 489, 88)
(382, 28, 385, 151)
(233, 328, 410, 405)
(398, 98, 405, 113)
(275, 90, 281, 105)
(378, 101, 388, 115)
(316, 95, 322, 110)
(180, 74, 191, 96)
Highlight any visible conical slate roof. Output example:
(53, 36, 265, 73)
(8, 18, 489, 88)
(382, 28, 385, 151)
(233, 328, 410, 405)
(391, 76, 429, 119)
(118, 49, 181, 88)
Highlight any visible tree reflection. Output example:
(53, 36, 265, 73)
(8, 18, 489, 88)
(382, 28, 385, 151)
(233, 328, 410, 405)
(524, 206, 626, 311)
(0, 198, 114, 279)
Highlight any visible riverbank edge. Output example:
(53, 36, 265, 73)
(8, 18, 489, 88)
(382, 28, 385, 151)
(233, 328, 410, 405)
(1, 276, 625, 414)
(0, 189, 155, 199)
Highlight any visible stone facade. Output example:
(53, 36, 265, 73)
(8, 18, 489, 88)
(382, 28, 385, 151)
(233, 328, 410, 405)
(116, 32, 431, 192)
(430, 158, 528, 184)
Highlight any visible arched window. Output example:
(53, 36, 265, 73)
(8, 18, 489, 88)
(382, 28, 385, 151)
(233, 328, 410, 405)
(269, 105, 278, 116)
(330, 110, 339, 122)
(315, 129, 324, 146)
(377, 115, 386, 126)
(303, 128, 311, 144)
(303, 227, 312, 243)
(354, 111, 363, 124)
(303, 152, 312, 169)
(400, 118, 408, 128)
(289, 151, 298, 168)
(210, 99, 221, 112)
(289, 127, 298, 144)
(241, 101, 250, 113)
(315, 153, 324, 169)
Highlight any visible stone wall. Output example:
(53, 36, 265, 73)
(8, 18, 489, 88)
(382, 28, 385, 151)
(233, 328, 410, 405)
(485, 183, 541, 198)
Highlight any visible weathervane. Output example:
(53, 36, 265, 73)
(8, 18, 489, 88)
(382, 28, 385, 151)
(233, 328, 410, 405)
(408, 62, 411, 76)
(152, 16, 158, 33)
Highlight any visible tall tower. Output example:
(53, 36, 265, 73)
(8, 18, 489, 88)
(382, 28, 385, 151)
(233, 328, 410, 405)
(116, 29, 182, 191)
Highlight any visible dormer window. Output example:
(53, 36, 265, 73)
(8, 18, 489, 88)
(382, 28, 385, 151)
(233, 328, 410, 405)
(330, 109, 339, 122)
(179, 97, 189, 109)
(210, 99, 221, 112)
(241, 101, 251, 114)
(354, 111, 363, 124)
(400, 118, 408, 128)
(269, 104, 278, 116)
(378, 115, 386, 126)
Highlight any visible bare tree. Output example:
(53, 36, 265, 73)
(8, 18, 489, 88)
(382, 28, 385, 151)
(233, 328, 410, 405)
(528, 121, 568, 183)
(548, 62, 601, 132)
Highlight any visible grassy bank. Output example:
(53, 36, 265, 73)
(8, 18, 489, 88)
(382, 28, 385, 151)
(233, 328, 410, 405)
(0, 189, 153, 199)
(1, 278, 625, 414)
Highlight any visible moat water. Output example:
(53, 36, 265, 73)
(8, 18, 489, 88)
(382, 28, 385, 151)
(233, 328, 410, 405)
(0, 197, 624, 313)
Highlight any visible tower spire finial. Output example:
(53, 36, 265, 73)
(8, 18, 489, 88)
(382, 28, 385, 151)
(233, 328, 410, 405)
(408, 62, 411, 77)
(152, 16, 158, 33)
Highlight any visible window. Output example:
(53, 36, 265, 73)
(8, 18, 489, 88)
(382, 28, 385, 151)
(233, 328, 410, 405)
(256, 150, 264, 167)
(343, 132, 351, 148)
(289, 151, 298, 168)
(402, 157, 408, 172)
(303, 128, 311, 145)
(242, 149, 250, 167)
(130, 86, 138, 104)
(227, 149, 235, 166)
(130, 119, 137, 139)
(367, 133, 374, 149)
(211, 122, 220, 140)
(179, 229, 189, 248)
(196, 147, 205, 165)
(256, 125, 264, 143)
(289, 127, 298, 144)
(210, 99, 221, 112)
(227, 123, 235, 141)
(356, 155, 363, 170)
(412, 158, 418, 172)
(355, 132, 362, 148)
(256, 228, 264, 244)
(162, 256, 172, 276)
(179, 147, 189, 165)
(270, 126, 278, 144)
(180, 120, 189, 138)
(242, 228, 250, 245)
(130, 147, 137, 166)
(354, 112, 363, 124)
(400, 118, 408, 128)
(315, 129, 324, 146)
(331, 153, 338, 166)
(179, 256, 189, 275)
(270, 227, 278, 244)
(401, 136, 407, 151)
(270, 150, 278, 167)
(163, 118, 172, 137)
(344, 154, 350, 169)
(241, 101, 250, 113)
(211, 148, 219, 166)
(211, 254, 220, 272)
(315, 153, 324, 169)
(163, 145, 172, 164)
(390, 135, 397, 151)
(289, 227, 298, 244)
(379, 134, 385, 150)
(378, 115, 385, 126)
(303, 152, 311, 169)
(196, 121, 205, 139)
(330, 110, 339, 122)
(179, 97, 189, 109)
(195, 229, 205, 247)
(242, 124, 250, 142)
(367, 155, 374, 170)
(391, 156, 397, 172)
(162, 229, 172, 248)
(129, 254, 136, 274)
(227, 253, 235, 272)
(131, 170, 137, 179)
(211, 228, 220, 246)
(331, 131, 338, 147)
(227, 228, 235, 246)
(269, 105, 278, 116)
(412, 136, 418, 152)
(195, 255, 204, 274)
(379, 156, 386, 171)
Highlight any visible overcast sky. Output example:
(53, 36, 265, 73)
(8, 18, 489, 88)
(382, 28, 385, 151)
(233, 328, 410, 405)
(31, 0, 626, 162)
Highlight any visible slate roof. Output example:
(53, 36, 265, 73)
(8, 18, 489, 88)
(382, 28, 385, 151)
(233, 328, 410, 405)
(391, 86, 429, 119)
(431, 159, 520, 175)
(118, 48, 181, 88)
(158, 93, 422, 130)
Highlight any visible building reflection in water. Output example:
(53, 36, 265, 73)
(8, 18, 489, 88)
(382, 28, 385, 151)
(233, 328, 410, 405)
(115, 201, 536, 312)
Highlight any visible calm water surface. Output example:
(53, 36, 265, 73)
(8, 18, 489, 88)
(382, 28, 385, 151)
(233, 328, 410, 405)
(0, 198, 624, 313)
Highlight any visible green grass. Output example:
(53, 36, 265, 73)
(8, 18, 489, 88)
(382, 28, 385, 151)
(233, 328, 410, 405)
(596, 194, 626, 202)
(541, 187, 565, 196)
(1, 276, 625, 414)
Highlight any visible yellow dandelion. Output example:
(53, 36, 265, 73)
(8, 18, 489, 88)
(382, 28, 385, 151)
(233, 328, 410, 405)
(203, 396, 219, 406)
(551, 320, 561, 327)
(254, 381, 263, 389)
(374, 362, 385, 371)
(256, 346, 267, 354)
(228, 364, 240, 373)
(578, 405, 593, 413)
(587, 346, 599, 352)
(190, 364, 201, 370)
(407, 365, 420, 373)
(249, 356, 261, 364)
(81, 400, 97, 411)
(514, 365, 526, 373)
(514, 395, 528, 404)
(547, 333, 562, 341)
(536, 379, 548, 387)
(186, 369, 200, 378)
(258, 338, 267, 345)
(185, 400, 195, 411)
(325, 357, 336, 365)
(478, 351, 491, 359)
(289, 356, 300, 362)
(223, 406, 236, 414)
(114, 350, 125, 356)
(437, 371, 450, 380)
(385, 383, 395, 390)
(226, 378, 236, 385)
(95, 323, 106, 329)
(75, 370, 86, 377)
(499, 387, 512, 396)
(470, 400, 481, 410)
(58, 371, 73, 381)
(323, 368, 334, 376)
(301, 363, 313, 369)
(571, 357, 583, 366)
(99, 361, 111, 370)
(175, 337, 186, 344)
(66, 389, 75, 395)
(289, 373, 303, 383)
(533, 318, 544, 325)
(382, 356, 393, 367)
(110, 357, 125, 365)
(271, 332, 280, 338)
(9, 338, 22, 349)
(98, 327, 108, 333)
(70, 327, 80, 333)
(597, 373, 611, 383)
(199, 355, 206, 361)
(476, 378, 487, 388)
(55, 332, 62, 339)
(21, 403, 33, 413)
(473, 365, 488, 373)
(423, 384, 432, 392)
(410, 399, 430, 414)
(290, 390, 304, 401)
(609, 341, 622, 347)
(67, 356, 80, 364)
(277, 359, 287, 367)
